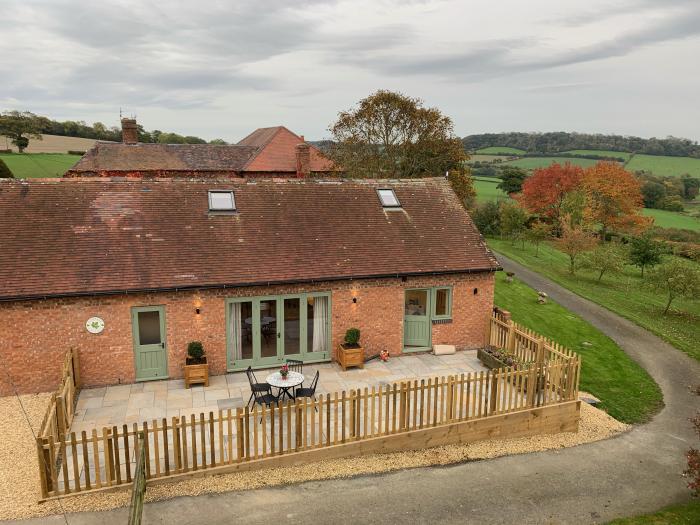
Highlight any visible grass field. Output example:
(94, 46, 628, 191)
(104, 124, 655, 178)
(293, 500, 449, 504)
(626, 154, 700, 178)
(0, 153, 80, 178)
(488, 238, 700, 362)
(469, 154, 513, 163)
(504, 156, 602, 170)
(562, 149, 632, 161)
(475, 146, 526, 155)
(607, 500, 700, 524)
(473, 176, 508, 202)
(643, 208, 700, 231)
(494, 272, 662, 423)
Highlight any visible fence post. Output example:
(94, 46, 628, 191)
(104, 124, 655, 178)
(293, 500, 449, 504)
(56, 395, 66, 438)
(295, 400, 303, 449)
(71, 347, 81, 388)
(489, 371, 499, 414)
(127, 432, 146, 525)
(506, 321, 516, 353)
(36, 437, 50, 498)
(535, 336, 545, 366)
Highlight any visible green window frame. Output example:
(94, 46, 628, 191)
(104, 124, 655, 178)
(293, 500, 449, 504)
(431, 286, 453, 320)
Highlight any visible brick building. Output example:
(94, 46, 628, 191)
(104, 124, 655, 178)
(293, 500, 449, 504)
(0, 177, 499, 394)
(65, 119, 337, 179)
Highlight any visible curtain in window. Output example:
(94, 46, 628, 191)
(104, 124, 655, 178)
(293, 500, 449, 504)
(312, 296, 329, 353)
(231, 302, 242, 360)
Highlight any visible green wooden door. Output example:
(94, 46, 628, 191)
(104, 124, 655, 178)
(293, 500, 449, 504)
(131, 306, 168, 381)
(404, 289, 431, 350)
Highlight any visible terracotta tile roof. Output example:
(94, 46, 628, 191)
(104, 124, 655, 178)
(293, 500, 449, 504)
(0, 177, 498, 300)
(238, 126, 336, 172)
(69, 142, 259, 173)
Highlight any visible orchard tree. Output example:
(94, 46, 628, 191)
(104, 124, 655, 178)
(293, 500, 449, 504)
(553, 220, 596, 274)
(579, 242, 627, 282)
(647, 258, 700, 315)
(499, 202, 529, 246)
(497, 166, 528, 194)
(328, 90, 467, 179)
(524, 220, 552, 256)
(629, 235, 664, 277)
(472, 201, 501, 236)
(0, 111, 48, 152)
(582, 162, 650, 238)
(517, 162, 583, 226)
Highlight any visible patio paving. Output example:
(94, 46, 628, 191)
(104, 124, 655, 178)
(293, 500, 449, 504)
(71, 350, 487, 435)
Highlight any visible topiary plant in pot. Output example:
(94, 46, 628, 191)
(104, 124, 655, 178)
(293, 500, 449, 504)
(184, 341, 209, 388)
(337, 328, 364, 371)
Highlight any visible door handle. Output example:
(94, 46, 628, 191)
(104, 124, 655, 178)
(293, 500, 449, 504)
(161, 342, 165, 348)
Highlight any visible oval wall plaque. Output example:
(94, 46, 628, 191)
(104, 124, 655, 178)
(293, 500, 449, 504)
(86, 317, 105, 334)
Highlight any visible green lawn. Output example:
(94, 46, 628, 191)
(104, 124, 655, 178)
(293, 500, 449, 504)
(606, 500, 700, 524)
(643, 208, 700, 231)
(473, 177, 508, 203)
(494, 272, 662, 424)
(562, 149, 632, 161)
(504, 156, 601, 170)
(0, 153, 80, 178)
(626, 154, 700, 178)
(475, 146, 526, 155)
(488, 238, 700, 362)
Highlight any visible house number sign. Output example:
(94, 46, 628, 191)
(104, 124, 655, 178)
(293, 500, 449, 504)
(86, 317, 105, 334)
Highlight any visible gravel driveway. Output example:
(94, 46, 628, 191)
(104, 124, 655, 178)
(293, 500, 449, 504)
(12, 254, 700, 524)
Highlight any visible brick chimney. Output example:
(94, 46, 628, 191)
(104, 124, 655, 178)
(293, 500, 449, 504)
(295, 136, 310, 178)
(121, 118, 138, 144)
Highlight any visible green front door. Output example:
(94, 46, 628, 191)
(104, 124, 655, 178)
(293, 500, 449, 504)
(131, 306, 168, 381)
(404, 289, 431, 350)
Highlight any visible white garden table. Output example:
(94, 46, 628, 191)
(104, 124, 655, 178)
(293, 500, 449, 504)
(266, 371, 304, 402)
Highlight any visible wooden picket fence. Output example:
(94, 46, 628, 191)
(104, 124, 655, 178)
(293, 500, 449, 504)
(38, 347, 81, 442)
(36, 356, 580, 500)
(488, 309, 578, 365)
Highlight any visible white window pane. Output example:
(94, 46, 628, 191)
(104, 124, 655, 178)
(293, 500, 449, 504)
(377, 189, 400, 207)
(209, 191, 235, 210)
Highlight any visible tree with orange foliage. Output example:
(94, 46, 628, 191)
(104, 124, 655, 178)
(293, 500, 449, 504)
(581, 162, 650, 239)
(554, 219, 597, 274)
(517, 163, 583, 227)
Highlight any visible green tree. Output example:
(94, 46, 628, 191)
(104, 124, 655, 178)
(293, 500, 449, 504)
(496, 166, 528, 194)
(447, 170, 476, 210)
(499, 202, 529, 246)
(472, 201, 501, 236)
(0, 111, 47, 152)
(524, 220, 551, 256)
(648, 258, 700, 314)
(641, 181, 666, 208)
(328, 90, 466, 178)
(629, 235, 664, 277)
(0, 158, 14, 178)
(579, 242, 627, 282)
(209, 138, 228, 145)
(681, 175, 700, 200)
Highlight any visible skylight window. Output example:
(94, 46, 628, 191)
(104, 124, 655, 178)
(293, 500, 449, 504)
(377, 188, 400, 208)
(208, 190, 236, 211)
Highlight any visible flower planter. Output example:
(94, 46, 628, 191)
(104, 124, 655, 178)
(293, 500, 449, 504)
(477, 348, 532, 391)
(184, 357, 209, 388)
(337, 343, 364, 371)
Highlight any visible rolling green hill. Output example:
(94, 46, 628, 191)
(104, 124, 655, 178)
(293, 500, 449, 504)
(562, 149, 632, 161)
(504, 156, 600, 170)
(0, 153, 80, 178)
(626, 154, 700, 178)
(475, 146, 525, 155)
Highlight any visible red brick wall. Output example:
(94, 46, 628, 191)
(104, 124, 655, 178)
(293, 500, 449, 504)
(0, 272, 494, 395)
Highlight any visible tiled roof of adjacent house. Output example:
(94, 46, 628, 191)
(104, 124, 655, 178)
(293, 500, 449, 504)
(0, 177, 499, 300)
(68, 142, 259, 173)
(237, 126, 336, 172)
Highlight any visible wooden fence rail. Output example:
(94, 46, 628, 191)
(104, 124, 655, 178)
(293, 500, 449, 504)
(38, 347, 80, 442)
(36, 357, 580, 500)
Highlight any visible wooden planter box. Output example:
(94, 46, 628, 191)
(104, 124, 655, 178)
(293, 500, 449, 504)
(337, 343, 364, 371)
(184, 359, 209, 388)
(478, 348, 532, 390)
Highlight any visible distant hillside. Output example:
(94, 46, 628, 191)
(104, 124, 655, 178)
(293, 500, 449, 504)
(463, 132, 700, 158)
(1, 134, 103, 154)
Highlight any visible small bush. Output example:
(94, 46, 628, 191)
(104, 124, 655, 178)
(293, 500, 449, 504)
(67, 150, 86, 155)
(187, 341, 205, 360)
(344, 328, 361, 346)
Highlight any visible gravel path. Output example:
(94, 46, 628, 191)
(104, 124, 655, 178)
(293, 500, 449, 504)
(6, 254, 700, 523)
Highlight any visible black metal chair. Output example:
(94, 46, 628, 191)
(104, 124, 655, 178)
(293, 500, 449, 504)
(286, 359, 304, 376)
(246, 366, 272, 409)
(252, 387, 277, 410)
(295, 370, 320, 409)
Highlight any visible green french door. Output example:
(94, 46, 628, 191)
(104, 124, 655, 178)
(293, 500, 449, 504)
(131, 306, 168, 381)
(404, 289, 431, 351)
(227, 292, 331, 371)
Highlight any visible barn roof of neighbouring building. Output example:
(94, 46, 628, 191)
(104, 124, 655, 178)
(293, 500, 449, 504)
(68, 126, 335, 175)
(0, 177, 499, 301)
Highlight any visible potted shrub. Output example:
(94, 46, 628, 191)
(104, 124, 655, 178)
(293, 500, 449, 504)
(184, 341, 209, 388)
(337, 328, 364, 371)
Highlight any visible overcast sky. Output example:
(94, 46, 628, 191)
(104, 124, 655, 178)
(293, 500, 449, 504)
(1, 0, 699, 142)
